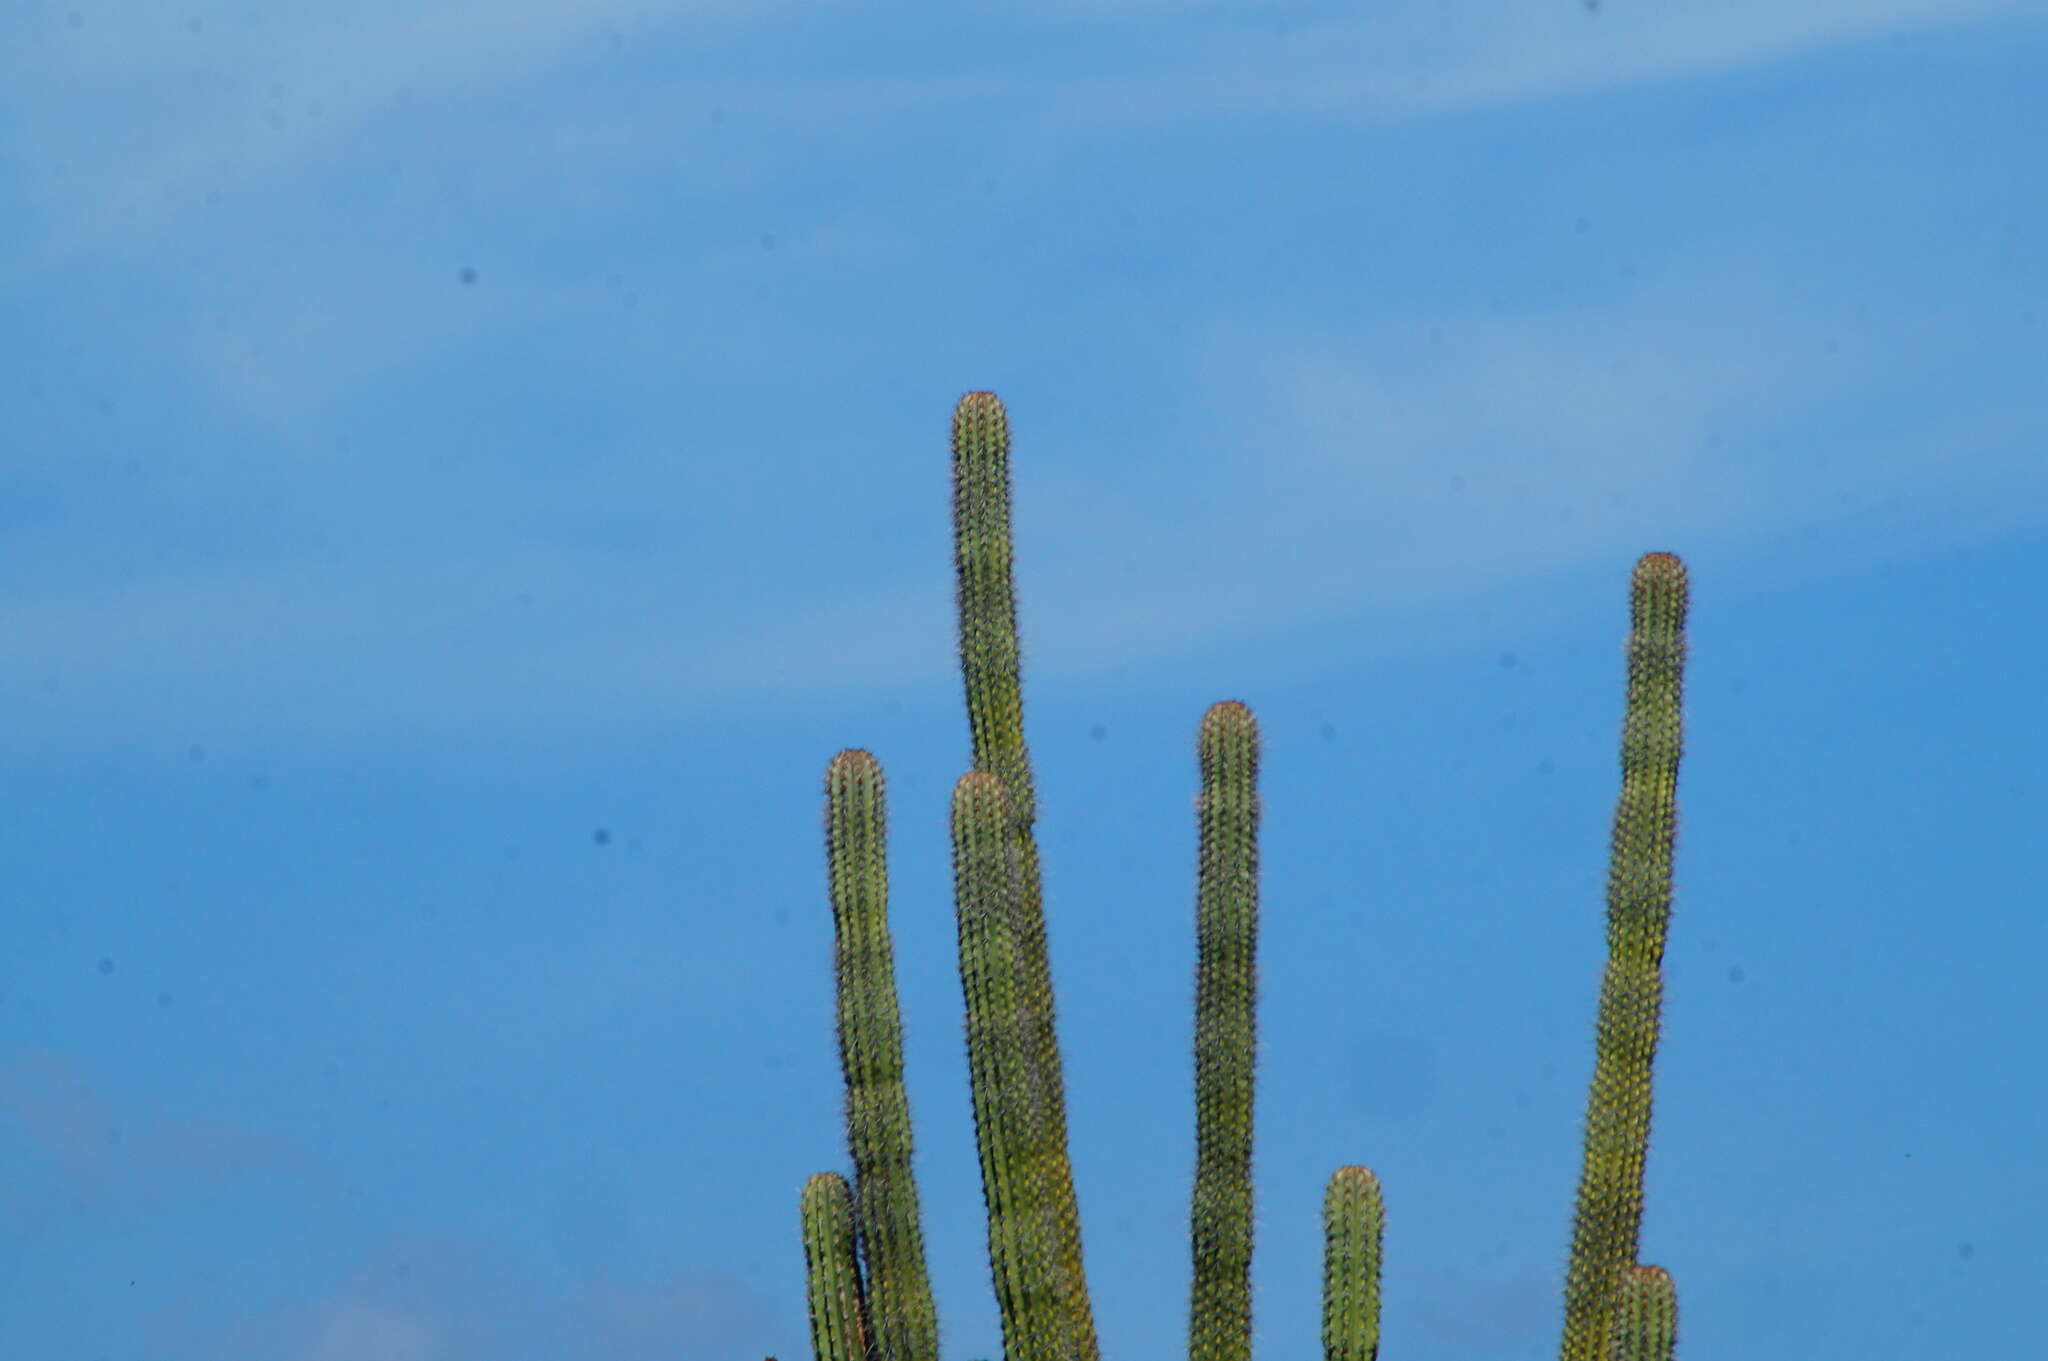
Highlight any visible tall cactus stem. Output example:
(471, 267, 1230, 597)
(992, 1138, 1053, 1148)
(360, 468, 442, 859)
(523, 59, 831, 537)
(824, 749, 941, 1361)
(1558, 551, 1688, 1361)
(1188, 700, 1263, 1361)
(953, 771, 1086, 1361)
(950, 392, 1097, 1359)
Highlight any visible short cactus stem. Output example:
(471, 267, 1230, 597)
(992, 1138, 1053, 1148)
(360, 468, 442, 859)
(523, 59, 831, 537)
(1321, 1166, 1385, 1361)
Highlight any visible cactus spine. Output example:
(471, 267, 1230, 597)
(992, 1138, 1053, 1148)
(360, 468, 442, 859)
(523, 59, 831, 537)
(799, 392, 1692, 1361)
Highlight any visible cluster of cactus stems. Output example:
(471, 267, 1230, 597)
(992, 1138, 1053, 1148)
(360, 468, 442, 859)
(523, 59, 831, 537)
(793, 391, 1691, 1361)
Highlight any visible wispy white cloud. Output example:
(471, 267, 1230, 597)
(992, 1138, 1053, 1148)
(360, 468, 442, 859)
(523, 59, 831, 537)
(6, 212, 2037, 747)
(2, 0, 2039, 747)
(0, 1050, 342, 1228)
(2, 0, 980, 289)
(0, 543, 956, 742)
(1083, 0, 2038, 120)
(0, 1052, 783, 1359)
(941, 229, 2048, 670)
(9, 0, 2031, 280)
(9, 0, 2032, 444)
(5, 2, 740, 264)
(144, 1232, 780, 1361)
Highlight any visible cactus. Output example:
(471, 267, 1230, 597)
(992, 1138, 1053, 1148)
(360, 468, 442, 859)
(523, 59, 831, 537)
(798, 391, 1692, 1361)
(1560, 551, 1688, 1361)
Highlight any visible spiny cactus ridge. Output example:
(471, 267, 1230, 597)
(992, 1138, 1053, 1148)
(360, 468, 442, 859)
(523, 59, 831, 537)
(799, 392, 1691, 1361)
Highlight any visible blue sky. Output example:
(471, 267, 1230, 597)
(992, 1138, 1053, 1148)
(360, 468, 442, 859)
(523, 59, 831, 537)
(4, 2, 2046, 1358)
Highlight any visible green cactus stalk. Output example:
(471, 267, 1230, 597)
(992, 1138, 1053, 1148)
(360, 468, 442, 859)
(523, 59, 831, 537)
(948, 393, 1099, 1361)
(796, 392, 1698, 1361)
(821, 749, 940, 1361)
(801, 1171, 875, 1361)
(1320, 1166, 1384, 1361)
(1188, 700, 1261, 1361)
(953, 770, 1087, 1361)
(1609, 1265, 1679, 1361)
(1559, 551, 1688, 1361)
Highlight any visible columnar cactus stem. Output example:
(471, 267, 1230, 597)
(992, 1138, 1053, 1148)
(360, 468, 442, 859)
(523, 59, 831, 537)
(802, 1171, 874, 1361)
(1188, 701, 1262, 1361)
(1320, 1165, 1386, 1361)
(1609, 1264, 1679, 1361)
(953, 771, 1086, 1361)
(949, 393, 1098, 1361)
(822, 750, 940, 1361)
(1558, 552, 1688, 1361)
